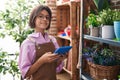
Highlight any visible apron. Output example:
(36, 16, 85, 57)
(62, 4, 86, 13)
(27, 37, 57, 80)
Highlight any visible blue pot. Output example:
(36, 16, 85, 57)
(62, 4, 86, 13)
(114, 21, 120, 41)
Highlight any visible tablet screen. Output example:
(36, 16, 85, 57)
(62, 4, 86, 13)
(54, 46, 72, 55)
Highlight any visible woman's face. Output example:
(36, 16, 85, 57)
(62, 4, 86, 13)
(35, 10, 50, 31)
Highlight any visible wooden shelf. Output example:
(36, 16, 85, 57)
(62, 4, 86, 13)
(56, 1, 80, 80)
(63, 67, 72, 76)
(57, 1, 76, 7)
(57, 35, 71, 41)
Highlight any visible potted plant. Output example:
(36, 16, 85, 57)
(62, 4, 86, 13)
(86, 13, 100, 37)
(98, 9, 115, 39)
(86, 46, 120, 80)
(113, 9, 120, 41)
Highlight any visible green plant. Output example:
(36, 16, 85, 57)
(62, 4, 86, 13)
(113, 9, 120, 21)
(0, 49, 8, 74)
(93, 0, 110, 12)
(7, 56, 20, 80)
(12, 29, 34, 45)
(0, 0, 45, 79)
(0, 0, 44, 44)
(0, 49, 20, 80)
(92, 48, 120, 66)
(86, 13, 100, 28)
(84, 44, 120, 66)
(98, 9, 114, 25)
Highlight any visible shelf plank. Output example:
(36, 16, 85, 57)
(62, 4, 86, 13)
(81, 72, 93, 80)
(57, 1, 76, 7)
(57, 35, 71, 41)
(84, 35, 120, 47)
(63, 67, 72, 76)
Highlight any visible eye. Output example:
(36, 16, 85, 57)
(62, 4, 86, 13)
(38, 15, 50, 20)
(46, 16, 50, 20)
(39, 15, 44, 19)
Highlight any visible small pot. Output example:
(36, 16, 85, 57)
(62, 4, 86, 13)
(90, 27, 99, 37)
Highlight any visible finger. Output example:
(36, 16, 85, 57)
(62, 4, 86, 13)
(47, 52, 52, 54)
(48, 57, 58, 63)
(50, 54, 60, 58)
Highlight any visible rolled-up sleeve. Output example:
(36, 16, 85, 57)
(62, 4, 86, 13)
(18, 41, 35, 78)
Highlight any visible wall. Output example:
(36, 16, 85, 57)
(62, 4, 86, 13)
(110, 0, 120, 9)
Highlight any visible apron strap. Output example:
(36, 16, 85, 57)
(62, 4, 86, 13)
(27, 37, 39, 47)
(27, 36, 53, 50)
(28, 36, 53, 43)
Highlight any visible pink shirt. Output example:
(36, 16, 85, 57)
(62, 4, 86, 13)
(18, 32, 60, 78)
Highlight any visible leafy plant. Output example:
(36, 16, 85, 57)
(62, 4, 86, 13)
(0, 0, 45, 79)
(0, 49, 8, 74)
(83, 47, 93, 58)
(7, 58, 20, 80)
(0, 49, 20, 80)
(92, 48, 120, 66)
(98, 9, 114, 25)
(113, 9, 120, 21)
(0, 0, 44, 44)
(12, 29, 34, 45)
(93, 0, 110, 12)
(83, 44, 120, 66)
(86, 13, 100, 28)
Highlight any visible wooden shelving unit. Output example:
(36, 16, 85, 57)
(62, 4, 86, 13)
(63, 67, 72, 75)
(56, 1, 80, 80)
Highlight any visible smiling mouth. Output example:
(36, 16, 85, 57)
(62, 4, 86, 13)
(41, 23, 47, 25)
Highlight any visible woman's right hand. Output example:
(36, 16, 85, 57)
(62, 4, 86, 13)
(39, 52, 60, 63)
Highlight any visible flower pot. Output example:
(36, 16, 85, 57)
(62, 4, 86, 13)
(90, 27, 99, 37)
(114, 21, 120, 41)
(102, 25, 115, 39)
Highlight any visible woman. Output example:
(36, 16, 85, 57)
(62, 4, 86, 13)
(18, 5, 64, 80)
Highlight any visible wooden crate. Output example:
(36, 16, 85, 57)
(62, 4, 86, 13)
(57, 6, 70, 31)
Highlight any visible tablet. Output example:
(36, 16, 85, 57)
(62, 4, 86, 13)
(54, 46, 72, 55)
